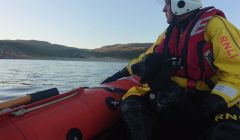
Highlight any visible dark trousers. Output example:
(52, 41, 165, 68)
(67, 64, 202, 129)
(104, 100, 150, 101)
(120, 93, 240, 140)
(204, 105, 240, 140)
(120, 95, 158, 140)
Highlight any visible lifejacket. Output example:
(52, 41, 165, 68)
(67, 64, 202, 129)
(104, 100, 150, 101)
(155, 7, 226, 89)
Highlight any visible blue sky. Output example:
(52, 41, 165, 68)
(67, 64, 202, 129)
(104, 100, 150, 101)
(0, 0, 239, 49)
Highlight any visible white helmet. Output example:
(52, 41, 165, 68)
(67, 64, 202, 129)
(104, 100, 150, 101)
(171, 0, 202, 15)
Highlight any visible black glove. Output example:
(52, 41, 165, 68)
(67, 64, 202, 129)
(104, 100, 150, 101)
(149, 81, 183, 113)
(101, 67, 129, 84)
(200, 94, 228, 120)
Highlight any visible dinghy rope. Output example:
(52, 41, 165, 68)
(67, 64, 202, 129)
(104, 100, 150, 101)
(11, 92, 79, 117)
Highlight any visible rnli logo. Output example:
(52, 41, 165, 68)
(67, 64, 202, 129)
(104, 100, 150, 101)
(219, 35, 240, 60)
(215, 113, 240, 122)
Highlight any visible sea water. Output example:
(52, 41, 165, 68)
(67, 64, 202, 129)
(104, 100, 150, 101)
(0, 59, 126, 102)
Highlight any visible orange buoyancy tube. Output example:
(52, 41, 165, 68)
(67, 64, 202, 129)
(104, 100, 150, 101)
(0, 76, 140, 140)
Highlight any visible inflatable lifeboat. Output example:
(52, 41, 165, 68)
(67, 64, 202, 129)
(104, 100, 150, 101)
(0, 76, 140, 140)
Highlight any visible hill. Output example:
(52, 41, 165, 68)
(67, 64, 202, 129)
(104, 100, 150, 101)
(92, 43, 152, 59)
(0, 40, 153, 60)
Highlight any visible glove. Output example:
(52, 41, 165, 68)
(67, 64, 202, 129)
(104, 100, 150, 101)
(101, 67, 129, 84)
(149, 81, 183, 113)
(200, 94, 228, 120)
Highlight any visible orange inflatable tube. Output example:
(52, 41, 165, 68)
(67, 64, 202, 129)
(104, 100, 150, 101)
(0, 76, 140, 140)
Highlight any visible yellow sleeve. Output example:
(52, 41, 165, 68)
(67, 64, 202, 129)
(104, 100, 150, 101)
(127, 33, 165, 75)
(204, 16, 240, 107)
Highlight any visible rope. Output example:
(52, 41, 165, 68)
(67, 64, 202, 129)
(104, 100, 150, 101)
(11, 92, 79, 117)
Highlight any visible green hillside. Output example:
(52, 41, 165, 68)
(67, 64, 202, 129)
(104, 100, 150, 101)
(0, 40, 152, 60)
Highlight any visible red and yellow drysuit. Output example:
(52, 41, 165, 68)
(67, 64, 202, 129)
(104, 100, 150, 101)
(123, 7, 240, 112)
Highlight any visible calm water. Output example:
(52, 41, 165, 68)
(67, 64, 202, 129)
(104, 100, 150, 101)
(0, 59, 126, 102)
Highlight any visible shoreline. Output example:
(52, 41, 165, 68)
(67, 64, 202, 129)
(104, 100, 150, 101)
(0, 57, 129, 63)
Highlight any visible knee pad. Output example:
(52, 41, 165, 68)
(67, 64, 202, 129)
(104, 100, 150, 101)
(209, 122, 240, 140)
